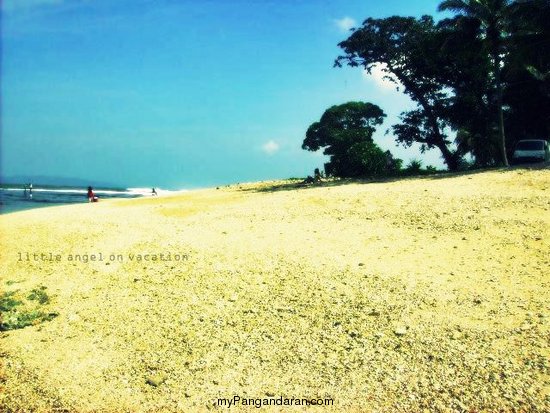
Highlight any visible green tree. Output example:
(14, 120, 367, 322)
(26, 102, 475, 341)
(436, 15, 499, 166)
(438, 0, 512, 166)
(508, 0, 550, 80)
(302, 102, 397, 177)
(506, 0, 550, 140)
(335, 16, 462, 170)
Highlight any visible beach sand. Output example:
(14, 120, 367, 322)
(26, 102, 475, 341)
(1, 168, 549, 412)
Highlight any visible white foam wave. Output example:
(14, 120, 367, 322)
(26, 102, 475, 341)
(2, 186, 188, 196)
(126, 187, 188, 195)
(2, 187, 130, 195)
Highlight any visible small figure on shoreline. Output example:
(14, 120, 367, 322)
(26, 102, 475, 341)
(152, 187, 157, 196)
(302, 168, 324, 185)
(314, 168, 323, 183)
(87, 186, 99, 202)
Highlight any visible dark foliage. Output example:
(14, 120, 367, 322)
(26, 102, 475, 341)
(331, 1, 549, 169)
(303, 102, 401, 177)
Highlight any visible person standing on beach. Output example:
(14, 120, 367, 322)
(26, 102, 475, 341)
(314, 168, 323, 183)
(29, 183, 33, 198)
(152, 187, 157, 196)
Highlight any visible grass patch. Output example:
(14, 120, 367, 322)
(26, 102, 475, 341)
(0, 291, 23, 312)
(27, 286, 50, 304)
(0, 287, 57, 331)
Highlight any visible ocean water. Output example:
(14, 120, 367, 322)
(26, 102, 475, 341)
(0, 185, 160, 214)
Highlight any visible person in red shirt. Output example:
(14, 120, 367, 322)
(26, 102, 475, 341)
(87, 186, 98, 202)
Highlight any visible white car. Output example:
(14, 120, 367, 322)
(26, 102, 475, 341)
(512, 139, 550, 164)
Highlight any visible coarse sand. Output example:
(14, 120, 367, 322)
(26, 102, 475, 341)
(0, 168, 549, 412)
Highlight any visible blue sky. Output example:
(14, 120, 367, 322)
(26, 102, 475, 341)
(2, 0, 445, 189)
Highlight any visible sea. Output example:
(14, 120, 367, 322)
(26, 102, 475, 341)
(0, 185, 164, 214)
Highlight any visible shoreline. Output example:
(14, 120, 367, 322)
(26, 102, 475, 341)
(2, 164, 546, 216)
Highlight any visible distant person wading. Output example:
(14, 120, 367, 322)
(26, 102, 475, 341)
(26, 183, 33, 198)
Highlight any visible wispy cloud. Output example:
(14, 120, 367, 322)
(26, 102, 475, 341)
(334, 16, 356, 33)
(2, 0, 64, 13)
(362, 63, 401, 91)
(2, 1, 183, 38)
(261, 140, 280, 155)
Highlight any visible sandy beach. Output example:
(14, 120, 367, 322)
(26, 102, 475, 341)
(1, 168, 549, 412)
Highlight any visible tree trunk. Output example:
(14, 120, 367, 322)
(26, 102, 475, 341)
(392, 67, 461, 171)
(437, 142, 460, 171)
(489, 17, 509, 167)
(495, 62, 509, 166)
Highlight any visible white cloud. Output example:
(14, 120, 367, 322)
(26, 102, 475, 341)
(362, 63, 402, 91)
(334, 17, 356, 33)
(261, 140, 280, 155)
(2, 0, 64, 12)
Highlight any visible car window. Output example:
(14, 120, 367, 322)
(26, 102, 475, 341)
(516, 141, 544, 150)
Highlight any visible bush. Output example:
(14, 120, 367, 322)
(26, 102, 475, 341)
(0, 287, 57, 331)
(28, 286, 50, 304)
(405, 158, 423, 173)
(401, 159, 441, 176)
(332, 142, 403, 178)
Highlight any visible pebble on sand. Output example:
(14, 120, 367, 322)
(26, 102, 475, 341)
(146, 374, 167, 387)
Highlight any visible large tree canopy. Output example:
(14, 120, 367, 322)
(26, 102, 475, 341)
(335, 16, 462, 170)
(438, 0, 513, 166)
(302, 102, 396, 177)
(506, 0, 550, 140)
(436, 15, 499, 166)
(333, 1, 549, 169)
(302, 101, 385, 153)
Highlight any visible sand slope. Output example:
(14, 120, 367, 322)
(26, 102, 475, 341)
(1, 168, 549, 412)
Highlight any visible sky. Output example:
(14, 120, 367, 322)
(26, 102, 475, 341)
(2, 0, 446, 189)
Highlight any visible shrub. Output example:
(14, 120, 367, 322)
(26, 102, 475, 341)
(0, 287, 57, 331)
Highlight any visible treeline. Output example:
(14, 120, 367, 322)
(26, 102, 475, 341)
(303, 0, 549, 176)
